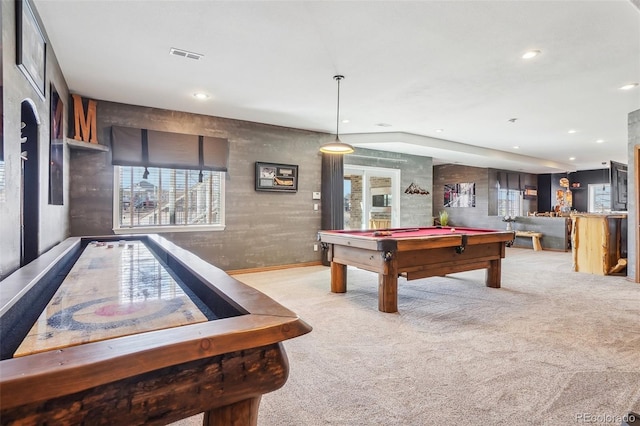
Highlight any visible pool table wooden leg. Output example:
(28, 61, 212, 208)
(331, 262, 347, 293)
(379, 258, 399, 313)
(485, 259, 502, 288)
(203, 396, 261, 426)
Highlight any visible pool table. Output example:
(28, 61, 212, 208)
(0, 234, 311, 425)
(318, 226, 515, 313)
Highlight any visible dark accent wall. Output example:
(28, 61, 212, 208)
(568, 168, 610, 213)
(69, 101, 436, 271)
(540, 169, 612, 214)
(433, 164, 490, 227)
(69, 100, 328, 271)
(433, 164, 537, 226)
(537, 174, 552, 212)
(433, 164, 569, 250)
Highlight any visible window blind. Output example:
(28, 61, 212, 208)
(111, 126, 229, 172)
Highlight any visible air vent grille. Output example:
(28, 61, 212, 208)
(169, 47, 203, 60)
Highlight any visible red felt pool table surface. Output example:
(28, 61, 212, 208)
(318, 226, 515, 313)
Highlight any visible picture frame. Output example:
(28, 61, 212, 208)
(16, 0, 46, 100)
(255, 162, 298, 192)
(443, 182, 475, 207)
(610, 160, 627, 211)
(49, 83, 64, 205)
(523, 185, 537, 200)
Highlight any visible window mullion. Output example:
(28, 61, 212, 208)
(129, 167, 134, 228)
(185, 171, 190, 224)
(208, 173, 213, 223)
(158, 169, 163, 225)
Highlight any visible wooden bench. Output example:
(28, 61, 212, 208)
(515, 231, 543, 251)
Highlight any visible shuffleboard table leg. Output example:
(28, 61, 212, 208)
(485, 259, 502, 288)
(203, 396, 261, 426)
(331, 262, 347, 293)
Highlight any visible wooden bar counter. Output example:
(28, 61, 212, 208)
(570, 213, 628, 275)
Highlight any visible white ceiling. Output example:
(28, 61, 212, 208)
(33, 0, 640, 173)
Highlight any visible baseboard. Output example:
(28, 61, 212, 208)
(227, 261, 324, 275)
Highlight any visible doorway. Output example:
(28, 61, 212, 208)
(636, 145, 639, 283)
(21, 101, 39, 266)
(344, 165, 400, 230)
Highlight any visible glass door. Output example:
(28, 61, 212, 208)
(344, 165, 400, 230)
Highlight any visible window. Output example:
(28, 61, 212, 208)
(498, 189, 522, 217)
(113, 166, 225, 234)
(588, 184, 610, 213)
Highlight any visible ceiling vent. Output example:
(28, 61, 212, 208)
(169, 47, 203, 60)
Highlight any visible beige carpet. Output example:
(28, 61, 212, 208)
(174, 248, 640, 425)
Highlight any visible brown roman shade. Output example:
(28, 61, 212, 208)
(497, 171, 521, 190)
(111, 126, 229, 172)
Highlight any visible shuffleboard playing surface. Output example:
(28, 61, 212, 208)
(15, 240, 210, 357)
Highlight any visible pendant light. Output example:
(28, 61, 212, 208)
(319, 75, 355, 154)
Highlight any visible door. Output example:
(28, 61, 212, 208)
(344, 165, 400, 230)
(21, 101, 39, 266)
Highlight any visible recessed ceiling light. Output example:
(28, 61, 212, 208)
(619, 83, 639, 90)
(193, 92, 210, 100)
(435, 129, 444, 133)
(341, 119, 350, 124)
(513, 146, 520, 149)
(595, 139, 605, 144)
(569, 157, 576, 161)
(522, 50, 541, 59)
(568, 129, 577, 134)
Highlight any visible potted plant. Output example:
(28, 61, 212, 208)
(439, 210, 449, 227)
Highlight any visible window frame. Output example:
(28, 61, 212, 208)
(112, 165, 226, 234)
(588, 183, 611, 214)
(497, 188, 523, 217)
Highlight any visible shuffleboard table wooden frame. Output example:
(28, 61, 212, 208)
(0, 234, 312, 425)
(319, 226, 515, 313)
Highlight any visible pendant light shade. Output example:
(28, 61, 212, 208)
(319, 75, 354, 154)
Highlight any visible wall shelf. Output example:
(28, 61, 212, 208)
(66, 138, 109, 152)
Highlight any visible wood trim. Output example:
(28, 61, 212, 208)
(227, 260, 323, 275)
(0, 235, 312, 410)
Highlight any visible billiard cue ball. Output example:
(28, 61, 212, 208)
(450, 228, 455, 232)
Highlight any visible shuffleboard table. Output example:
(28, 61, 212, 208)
(0, 234, 311, 425)
(318, 226, 515, 313)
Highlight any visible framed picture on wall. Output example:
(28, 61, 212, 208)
(610, 160, 627, 211)
(443, 182, 475, 207)
(524, 185, 537, 200)
(255, 162, 298, 192)
(16, 0, 46, 100)
(49, 84, 64, 205)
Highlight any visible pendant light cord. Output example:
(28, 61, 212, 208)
(334, 75, 344, 138)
